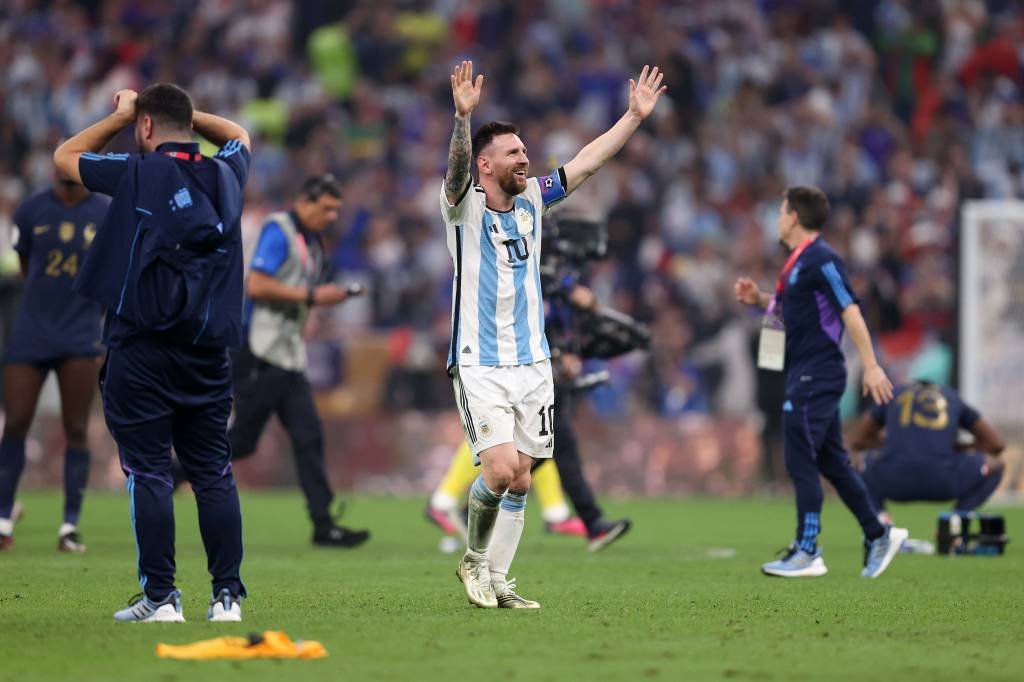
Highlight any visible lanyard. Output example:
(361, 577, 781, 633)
(163, 151, 202, 162)
(766, 235, 817, 318)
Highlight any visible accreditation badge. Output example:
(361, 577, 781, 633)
(757, 313, 785, 371)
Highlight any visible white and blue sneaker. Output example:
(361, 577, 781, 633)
(113, 590, 185, 623)
(861, 526, 909, 578)
(207, 588, 242, 622)
(761, 544, 828, 578)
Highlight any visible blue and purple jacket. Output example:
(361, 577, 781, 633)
(779, 238, 858, 397)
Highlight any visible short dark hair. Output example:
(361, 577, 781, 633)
(299, 174, 342, 201)
(472, 121, 519, 158)
(136, 83, 193, 133)
(783, 186, 830, 231)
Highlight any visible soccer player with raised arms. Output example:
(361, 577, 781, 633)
(735, 186, 908, 578)
(442, 61, 665, 607)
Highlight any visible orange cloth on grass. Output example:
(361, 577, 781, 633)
(156, 630, 327, 660)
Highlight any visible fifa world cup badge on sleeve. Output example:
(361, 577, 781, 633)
(758, 312, 785, 371)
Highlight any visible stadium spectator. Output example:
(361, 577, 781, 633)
(2, 1, 1022, 486)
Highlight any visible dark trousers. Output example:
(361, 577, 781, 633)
(102, 339, 244, 601)
(862, 453, 1003, 513)
(551, 388, 604, 533)
(783, 390, 884, 553)
(230, 348, 334, 529)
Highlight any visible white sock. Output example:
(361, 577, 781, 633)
(58, 523, 76, 537)
(541, 502, 570, 524)
(430, 490, 458, 511)
(489, 490, 527, 592)
(0, 518, 12, 536)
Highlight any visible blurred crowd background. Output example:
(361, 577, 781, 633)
(1, 0, 1022, 495)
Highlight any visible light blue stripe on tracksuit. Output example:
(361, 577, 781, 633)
(821, 262, 853, 309)
(127, 474, 147, 588)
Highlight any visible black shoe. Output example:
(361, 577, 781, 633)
(313, 524, 370, 548)
(587, 518, 631, 553)
(58, 530, 87, 553)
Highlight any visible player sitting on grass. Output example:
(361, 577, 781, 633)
(852, 380, 1006, 520)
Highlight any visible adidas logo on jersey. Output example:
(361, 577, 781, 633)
(462, 345, 472, 354)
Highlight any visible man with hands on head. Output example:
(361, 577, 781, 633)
(735, 185, 907, 579)
(442, 60, 665, 608)
(54, 84, 252, 622)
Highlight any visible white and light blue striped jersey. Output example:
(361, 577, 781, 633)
(441, 169, 568, 372)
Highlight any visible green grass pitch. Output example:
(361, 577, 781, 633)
(1, 491, 1021, 681)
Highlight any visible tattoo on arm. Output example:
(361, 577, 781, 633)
(445, 116, 471, 199)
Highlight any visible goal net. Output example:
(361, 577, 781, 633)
(960, 201, 1024, 498)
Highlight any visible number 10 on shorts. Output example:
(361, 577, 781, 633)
(538, 405, 554, 436)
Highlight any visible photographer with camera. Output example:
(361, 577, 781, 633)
(541, 216, 651, 551)
(232, 175, 371, 549)
(172, 175, 371, 549)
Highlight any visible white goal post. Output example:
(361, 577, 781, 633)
(960, 200, 1024, 442)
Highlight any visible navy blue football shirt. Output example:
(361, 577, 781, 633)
(779, 238, 859, 395)
(869, 383, 980, 461)
(7, 189, 108, 362)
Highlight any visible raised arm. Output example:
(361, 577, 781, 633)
(53, 89, 138, 184)
(192, 110, 250, 150)
(562, 65, 666, 195)
(444, 60, 483, 205)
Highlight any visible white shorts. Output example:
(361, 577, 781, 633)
(452, 359, 555, 462)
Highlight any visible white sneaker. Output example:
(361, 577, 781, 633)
(495, 579, 540, 609)
(0, 502, 24, 550)
(455, 553, 496, 608)
(862, 526, 909, 578)
(900, 537, 936, 555)
(113, 590, 186, 623)
(207, 588, 242, 622)
(761, 545, 828, 578)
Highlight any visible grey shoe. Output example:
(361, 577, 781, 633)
(113, 590, 186, 623)
(762, 545, 828, 578)
(862, 526, 909, 578)
(207, 588, 242, 622)
(587, 519, 632, 553)
(899, 537, 935, 555)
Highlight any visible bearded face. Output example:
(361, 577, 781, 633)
(481, 133, 529, 196)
